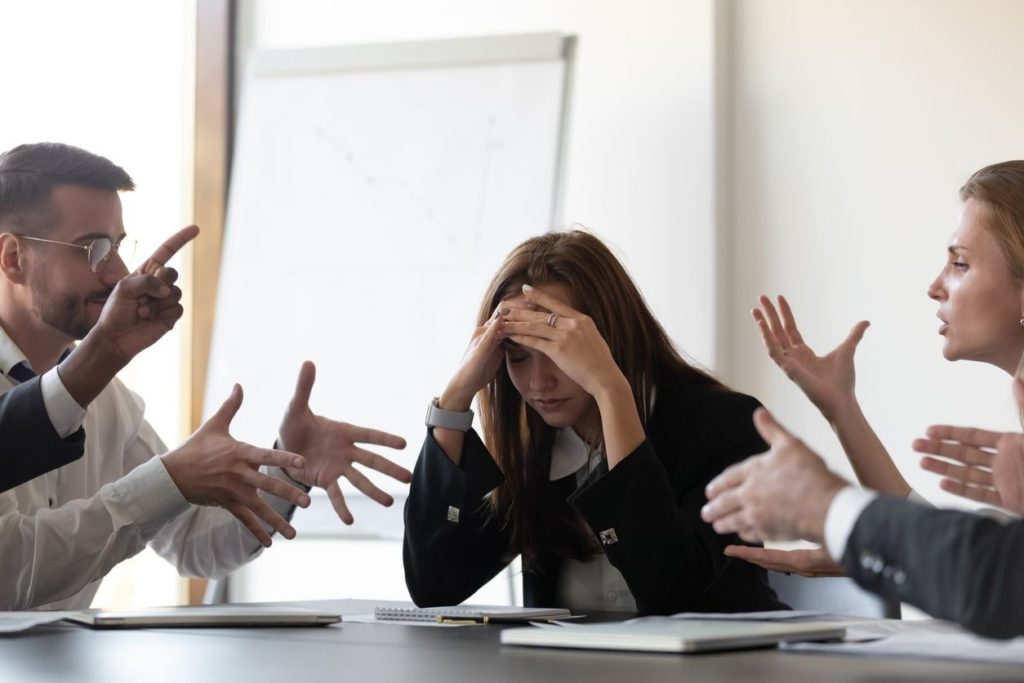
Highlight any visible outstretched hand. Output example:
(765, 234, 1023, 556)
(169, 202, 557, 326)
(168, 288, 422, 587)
(279, 361, 411, 525)
(752, 295, 869, 420)
(914, 377, 1024, 514)
(723, 544, 845, 578)
(702, 408, 848, 543)
(162, 384, 312, 548)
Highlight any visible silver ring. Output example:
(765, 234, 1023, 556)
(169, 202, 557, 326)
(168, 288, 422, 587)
(546, 312, 560, 327)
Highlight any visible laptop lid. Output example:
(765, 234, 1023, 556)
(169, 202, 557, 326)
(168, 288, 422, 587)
(500, 618, 845, 653)
(65, 605, 341, 629)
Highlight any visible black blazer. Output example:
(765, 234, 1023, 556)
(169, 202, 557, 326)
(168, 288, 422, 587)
(403, 375, 785, 614)
(842, 496, 1024, 639)
(0, 377, 85, 493)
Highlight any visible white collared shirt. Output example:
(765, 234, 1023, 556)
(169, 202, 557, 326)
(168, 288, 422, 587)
(551, 427, 638, 613)
(0, 326, 85, 438)
(0, 325, 294, 610)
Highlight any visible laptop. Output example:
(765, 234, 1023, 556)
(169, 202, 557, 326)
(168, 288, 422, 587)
(500, 618, 845, 653)
(65, 605, 341, 629)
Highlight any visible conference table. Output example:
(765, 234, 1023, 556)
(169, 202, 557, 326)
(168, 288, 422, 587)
(1, 599, 1020, 682)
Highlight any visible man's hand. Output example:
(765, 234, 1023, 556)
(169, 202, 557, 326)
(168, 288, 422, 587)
(701, 408, 848, 543)
(723, 544, 845, 578)
(59, 226, 199, 407)
(279, 361, 411, 525)
(162, 384, 312, 548)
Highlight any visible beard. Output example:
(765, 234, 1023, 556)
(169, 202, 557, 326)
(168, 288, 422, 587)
(29, 275, 109, 340)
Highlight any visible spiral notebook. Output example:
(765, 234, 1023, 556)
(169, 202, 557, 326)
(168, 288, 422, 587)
(374, 605, 570, 624)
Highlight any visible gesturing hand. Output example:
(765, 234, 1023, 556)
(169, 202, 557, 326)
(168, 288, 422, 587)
(915, 377, 1024, 514)
(92, 225, 199, 361)
(752, 295, 869, 420)
(279, 361, 411, 525)
(499, 284, 623, 398)
(723, 545, 845, 578)
(162, 384, 312, 548)
(701, 408, 848, 543)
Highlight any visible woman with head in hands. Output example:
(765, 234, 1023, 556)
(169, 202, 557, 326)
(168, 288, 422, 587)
(403, 229, 785, 614)
(727, 161, 1024, 578)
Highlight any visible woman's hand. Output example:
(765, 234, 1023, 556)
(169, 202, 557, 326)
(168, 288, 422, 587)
(439, 308, 508, 411)
(499, 284, 623, 399)
(723, 545, 845, 578)
(915, 377, 1024, 515)
(752, 295, 869, 421)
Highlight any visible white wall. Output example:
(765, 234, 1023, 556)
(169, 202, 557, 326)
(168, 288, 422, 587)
(241, 0, 721, 367)
(726, 0, 1024, 499)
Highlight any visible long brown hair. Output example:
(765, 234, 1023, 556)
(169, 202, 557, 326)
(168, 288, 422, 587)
(475, 230, 719, 568)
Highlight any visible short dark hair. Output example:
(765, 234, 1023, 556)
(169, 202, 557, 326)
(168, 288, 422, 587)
(0, 142, 135, 235)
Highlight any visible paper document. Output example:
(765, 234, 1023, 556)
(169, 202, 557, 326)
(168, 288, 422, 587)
(783, 618, 1024, 663)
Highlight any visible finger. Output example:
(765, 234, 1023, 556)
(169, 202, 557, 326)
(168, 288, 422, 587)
(288, 361, 316, 413)
(701, 488, 745, 523)
(501, 308, 565, 325)
(752, 407, 790, 447)
(243, 494, 298, 540)
(758, 296, 788, 348)
(239, 444, 306, 472)
(776, 295, 806, 347)
(111, 273, 172, 303)
(723, 545, 792, 572)
(347, 424, 408, 451)
(923, 424, 1002, 449)
(504, 333, 554, 357)
(521, 283, 578, 317)
(224, 502, 273, 548)
(710, 508, 748, 536)
(913, 438, 995, 466)
(919, 455, 993, 486)
(208, 384, 243, 430)
(154, 303, 185, 330)
(347, 446, 412, 483)
(939, 478, 1002, 506)
(705, 459, 750, 498)
(340, 465, 394, 507)
(136, 225, 199, 274)
(840, 320, 871, 353)
(500, 320, 562, 341)
(326, 481, 354, 525)
(751, 310, 787, 365)
(245, 468, 312, 508)
(152, 265, 179, 287)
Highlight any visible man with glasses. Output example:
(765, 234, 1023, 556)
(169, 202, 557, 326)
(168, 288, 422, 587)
(0, 142, 411, 610)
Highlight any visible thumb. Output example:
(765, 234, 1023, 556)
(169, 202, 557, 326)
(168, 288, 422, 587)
(110, 273, 171, 303)
(1013, 376, 1024, 413)
(288, 361, 316, 412)
(752, 407, 791, 446)
(208, 383, 243, 430)
(841, 320, 870, 352)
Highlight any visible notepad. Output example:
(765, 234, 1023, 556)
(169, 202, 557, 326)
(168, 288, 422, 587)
(374, 605, 570, 624)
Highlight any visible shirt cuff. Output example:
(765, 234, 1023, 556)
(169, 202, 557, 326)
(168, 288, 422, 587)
(113, 456, 191, 538)
(823, 486, 877, 563)
(40, 368, 86, 438)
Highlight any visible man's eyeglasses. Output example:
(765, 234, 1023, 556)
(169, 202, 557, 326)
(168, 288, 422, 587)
(17, 234, 136, 273)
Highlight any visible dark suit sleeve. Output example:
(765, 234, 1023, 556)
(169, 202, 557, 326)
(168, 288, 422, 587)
(402, 428, 511, 606)
(568, 392, 785, 615)
(0, 378, 86, 493)
(842, 496, 1024, 639)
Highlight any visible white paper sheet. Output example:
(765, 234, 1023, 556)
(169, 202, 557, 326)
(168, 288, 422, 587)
(0, 611, 73, 633)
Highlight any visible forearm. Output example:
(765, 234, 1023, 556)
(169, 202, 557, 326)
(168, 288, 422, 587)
(595, 376, 645, 469)
(58, 333, 128, 407)
(829, 399, 910, 496)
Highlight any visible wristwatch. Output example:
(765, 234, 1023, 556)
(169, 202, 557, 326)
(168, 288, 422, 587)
(425, 397, 474, 432)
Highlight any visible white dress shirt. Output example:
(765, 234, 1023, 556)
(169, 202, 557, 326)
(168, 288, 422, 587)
(551, 427, 638, 613)
(0, 326, 294, 610)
